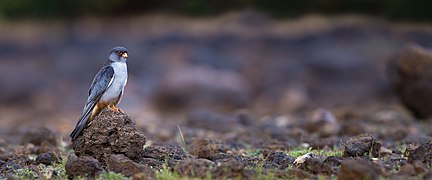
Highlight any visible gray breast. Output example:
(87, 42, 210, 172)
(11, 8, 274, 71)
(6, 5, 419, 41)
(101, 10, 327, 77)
(100, 62, 128, 103)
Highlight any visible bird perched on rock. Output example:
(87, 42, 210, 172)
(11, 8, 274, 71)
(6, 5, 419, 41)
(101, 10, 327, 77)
(70, 46, 128, 140)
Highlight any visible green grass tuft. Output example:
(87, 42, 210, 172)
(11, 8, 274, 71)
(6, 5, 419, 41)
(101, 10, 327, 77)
(97, 171, 129, 180)
(14, 167, 38, 179)
(287, 146, 343, 158)
(156, 165, 181, 180)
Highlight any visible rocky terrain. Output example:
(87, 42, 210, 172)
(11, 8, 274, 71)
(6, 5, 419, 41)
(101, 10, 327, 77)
(1, 13, 432, 179)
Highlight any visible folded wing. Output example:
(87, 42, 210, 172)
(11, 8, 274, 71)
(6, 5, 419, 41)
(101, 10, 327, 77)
(70, 65, 114, 139)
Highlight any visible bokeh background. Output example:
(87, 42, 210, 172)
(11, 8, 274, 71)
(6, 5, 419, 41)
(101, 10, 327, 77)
(1, 1, 432, 141)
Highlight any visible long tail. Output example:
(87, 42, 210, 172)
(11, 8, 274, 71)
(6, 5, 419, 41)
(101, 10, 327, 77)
(70, 101, 97, 140)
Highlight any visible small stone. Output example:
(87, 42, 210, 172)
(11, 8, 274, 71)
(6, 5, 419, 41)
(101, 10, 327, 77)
(323, 156, 344, 167)
(188, 139, 227, 159)
(263, 151, 295, 170)
(294, 153, 316, 166)
(173, 158, 216, 177)
(142, 144, 187, 161)
(343, 134, 380, 158)
(36, 152, 58, 165)
(296, 157, 335, 175)
(106, 154, 154, 177)
(65, 154, 103, 179)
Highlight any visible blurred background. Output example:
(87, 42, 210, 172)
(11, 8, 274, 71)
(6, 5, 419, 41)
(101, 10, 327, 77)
(1, 0, 432, 141)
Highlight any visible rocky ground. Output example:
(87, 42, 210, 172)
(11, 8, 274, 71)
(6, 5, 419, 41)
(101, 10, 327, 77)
(2, 106, 432, 179)
(2, 12, 432, 179)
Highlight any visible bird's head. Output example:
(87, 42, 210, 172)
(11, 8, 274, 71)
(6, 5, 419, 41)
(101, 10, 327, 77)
(109, 46, 128, 62)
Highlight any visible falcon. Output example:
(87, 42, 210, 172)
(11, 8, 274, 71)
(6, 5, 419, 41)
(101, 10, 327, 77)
(70, 46, 129, 140)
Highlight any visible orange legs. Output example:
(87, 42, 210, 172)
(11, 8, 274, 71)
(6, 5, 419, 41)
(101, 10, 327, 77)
(108, 104, 124, 113)
(90, 101, 123, 123)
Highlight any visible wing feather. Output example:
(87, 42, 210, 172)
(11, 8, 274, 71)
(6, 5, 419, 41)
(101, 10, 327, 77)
(70, 65, 114, 139)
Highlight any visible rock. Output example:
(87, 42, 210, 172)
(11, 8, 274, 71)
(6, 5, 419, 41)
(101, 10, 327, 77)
(65, 154, 103, 179)
(188, 139, 227, 159)
(407, 141, 432, 166)
(209, 152, 236, 162)
(338, 159, 378, 180)
(294, 153, 316, 166)
(72, 109, 146, 162)
(343, 134, 380, 158)
(387, 44, 432, 118)
(140, 158, 164, 169)
(22, 127, 57, 146)
(173, 158, 216, 178)
(263, 151, 295, 170)
(304, 109, 341, 137)
(296, 157, 335, 175)
(142, 144, 187, 162)
(0, 154, 31, 177)
(106, 154, 154, 177)
(323, 156, 344, 167)
(293, 153, 334, 175)
(36, 152, 59, 165)
(212, 158, 255, 179)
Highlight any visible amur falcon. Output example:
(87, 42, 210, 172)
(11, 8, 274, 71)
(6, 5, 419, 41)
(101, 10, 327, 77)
(70, 46, 128, 140)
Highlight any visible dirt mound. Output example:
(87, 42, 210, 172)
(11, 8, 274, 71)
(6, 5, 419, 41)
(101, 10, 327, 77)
(387, 44, 432, 118)
(71, 109, 146, 162)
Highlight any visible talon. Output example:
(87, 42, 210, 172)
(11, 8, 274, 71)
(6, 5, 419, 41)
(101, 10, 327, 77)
(107, 104, 116, 111)
(110, 105, 123, 113)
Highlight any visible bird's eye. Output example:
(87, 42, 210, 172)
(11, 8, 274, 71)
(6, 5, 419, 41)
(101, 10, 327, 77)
(117, 52, 121, 55)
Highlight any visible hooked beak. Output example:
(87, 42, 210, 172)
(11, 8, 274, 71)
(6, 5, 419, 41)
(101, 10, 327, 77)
(122, 52, 128, 58)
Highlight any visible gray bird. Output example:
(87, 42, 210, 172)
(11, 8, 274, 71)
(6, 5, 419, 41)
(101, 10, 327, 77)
(70, 46, 128, 140)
